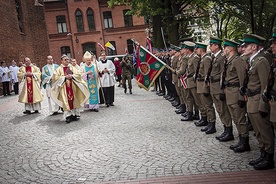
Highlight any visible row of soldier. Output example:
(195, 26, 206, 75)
(153, 30, 276, 171)
(17, 51, 116, 123)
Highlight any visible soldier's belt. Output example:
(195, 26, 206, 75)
(197, 78, 205, 82)
(247, 88, 261, 97)
(187, 74, 194, 78)
(210, 78, 220, 83)
(224, 81, 240, 88)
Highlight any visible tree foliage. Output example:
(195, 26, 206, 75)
(108, 0, 276, 48)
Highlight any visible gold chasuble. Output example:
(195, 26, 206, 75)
(18, 64, 44, 104)
(51, 64, 89, 111)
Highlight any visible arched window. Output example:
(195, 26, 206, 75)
(87, 8, 95, 31)
(76, 10, 84, 32)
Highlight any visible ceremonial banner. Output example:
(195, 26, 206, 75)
(105, 42, 115, 50)
(136, 45, 165, 91)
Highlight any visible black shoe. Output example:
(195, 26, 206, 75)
(66, 116, 72, 124)
(195, 117, 208, 127)
(93, 109, 99, 112)
(253, 153, 275, 170)
(230, 135, 241, 150)
(168, 97, 175, 102)
(193, 114, 200, 120)
(110, 103, 114, 106)
(201, 123, 210, 132)
(130, 91, 132, 94)
(181, 112, 193, 121)
(23, 110, 31, 114)
(181, 112, 188, 117)
(219, 127, 234, 142)
(158, 92, 164, 96)
(51, 111, 59, 116)
(249, 150, 266, 166)
(205, 122, 216, 134)
(215, 126, 226, 140)
(106, 104, 110, 107)
(233, 137, 251, 153)
(124, 88, 127, 93)
(71, 115, 79, 121)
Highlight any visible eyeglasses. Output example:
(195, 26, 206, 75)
(64, 59, 69, 61)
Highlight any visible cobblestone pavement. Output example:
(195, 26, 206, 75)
(0, 80, 275, 184)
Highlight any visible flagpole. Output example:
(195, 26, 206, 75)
(131, 39, 175, 73)
(161, 27, 168, 51)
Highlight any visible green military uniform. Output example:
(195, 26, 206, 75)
(208, 37, 232, 140)
(242, 34, 274, 170)
(194, 42, 215, 131)
(120, 56, 133, 94)
(182, 41, 205, 121)
(223, 39, 249, 153)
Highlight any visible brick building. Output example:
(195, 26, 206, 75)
(0, 0, 49, 68)
(44, 0, 148, 64)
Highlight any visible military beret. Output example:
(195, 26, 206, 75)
(243, 33, 263, 44)
(270, 27, 276, 41)
(209, 37, 222, 45)
(195, 42, 208, 49)
(223, 38, 239, 48)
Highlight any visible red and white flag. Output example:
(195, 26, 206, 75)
(97, 42, 105, 51)
(180, 73, 187, 89)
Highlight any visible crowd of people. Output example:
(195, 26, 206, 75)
(151, 29, 276, 171)
(0, 51, 134, 124)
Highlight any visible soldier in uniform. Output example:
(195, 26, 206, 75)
(241, 34, 274, 170)
(260, 28, 276, 169)
(171, 47, 181, 107)
(205, 37, 232, 139)
(194, 42, 215, 130)
(222, 39, 250, 153)
(181, 41, 203, 123)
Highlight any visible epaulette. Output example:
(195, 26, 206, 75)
(205, 55, 212, 60)
(194, 54, 200, 58)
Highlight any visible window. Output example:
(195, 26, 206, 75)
(15, 0, 24, 32)
(127, 39, 133, 55)
(76, 10, 84, 32)
(107, 41, 117, 55)
(56, 16, 67, 33)
(123, 9, 133, 27)
(103, 11, 113, 28)
(82, 43, 96, 56)
(87, 8, 95, 31)
(61, 46, 71, 58)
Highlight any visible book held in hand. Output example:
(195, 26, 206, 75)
(66, 67, 73, 75)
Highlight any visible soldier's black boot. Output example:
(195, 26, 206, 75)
(215, 126, 227, 140)
(201, 122, 210, 132)
(176, 104, 182, 109)
(181, 112, 188, 117)
(175, 104, 186, 114)
(254, 152, 275, 170)
(193, 110, 200, 120)
(249, 149, 266, 166)
(124, 88, 127, 93)
(194, 116, 208, 127)
(218, 127, 234, 142)
(205, 122, 216, 134)
(230, 135, 241, 150)
(130, 89, 132, 94)
(181, 112, 193, 121)
(233, 137, 250, 153)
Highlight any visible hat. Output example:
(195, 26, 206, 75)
(223, 38, 239, 48)
(270, 27, 276, 41)
(182, 41, 195, 49)
(175, 46, 181, 52)
(237, 39, 244, 46)
(209, 37, 222, 45)
(243, 34, 262, 44)
(195, 42, 208, 49)
(83, 51, 92, 59)
(114, 57, 119, 61)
